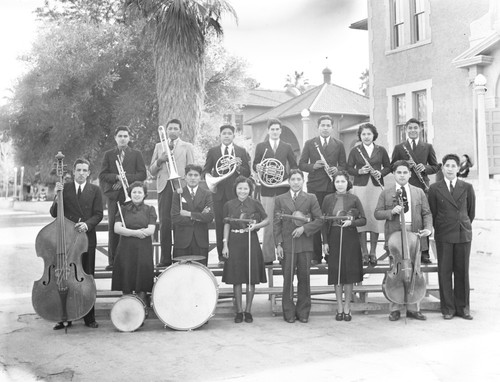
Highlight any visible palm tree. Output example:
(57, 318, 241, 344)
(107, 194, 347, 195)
(126, 0, 237, 141)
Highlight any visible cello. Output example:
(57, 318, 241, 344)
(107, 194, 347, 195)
(32, 152, 96, 331)
(382, 189, 426, 305)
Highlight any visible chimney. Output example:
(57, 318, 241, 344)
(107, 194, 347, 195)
(322, 67, 332, 84)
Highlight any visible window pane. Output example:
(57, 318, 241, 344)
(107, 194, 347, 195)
(395, 95, 406, 143)
(414, 0, 425, 13)
(414, 91, 427, 142)
(395, 0, 404, 23)
(392, 0, 405, 48)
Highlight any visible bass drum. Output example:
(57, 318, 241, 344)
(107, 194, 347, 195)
(110, 294, 146, 332)
(152, 261, 219, 330)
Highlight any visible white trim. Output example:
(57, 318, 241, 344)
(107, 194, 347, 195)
(386, 79, 433, 151)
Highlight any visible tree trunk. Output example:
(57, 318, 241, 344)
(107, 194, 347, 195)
(154, 41, 204, 142)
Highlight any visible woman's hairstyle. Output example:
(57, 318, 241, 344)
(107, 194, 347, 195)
(127, 181, 148, 198)
(463, 154, 473, 166)
(357, 123, 378, 142)
(332, 170, 353, 191)
(233, 175, 254, 196)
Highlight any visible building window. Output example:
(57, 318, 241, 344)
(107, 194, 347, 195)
(394, 94, 407, 143)
(392, 0, 405, 49)
(414, 90, 427, 141)
(412, 0, 426, 42)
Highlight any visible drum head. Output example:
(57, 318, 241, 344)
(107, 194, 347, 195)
(172, 255, 206, 262)
(152, 262, 219, 330)
(110, 295, 146, 332)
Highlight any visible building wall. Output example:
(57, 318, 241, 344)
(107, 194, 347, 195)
(370, 0, 489, 162)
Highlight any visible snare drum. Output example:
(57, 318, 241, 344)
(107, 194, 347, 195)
(110, 295, 146, 332)
(152, 261, 219, 330)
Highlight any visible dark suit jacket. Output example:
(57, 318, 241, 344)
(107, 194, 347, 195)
(273, 191, 323, 254)
(347, 144, 391, 186)
(50, 182, 103, 250)
(171, 186, 214, 249)
(428, 179, 475, 243)
(253, 140, 297, 197)
(391, 140, 439, 189)
(99, 147, 147, 202)
(299, 136, 346, 192)
(203, 144, 251, 202)
(374, 184, 433, 251)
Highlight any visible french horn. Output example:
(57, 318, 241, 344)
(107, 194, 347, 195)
(205, 154, 239, 193)
(256, 148, 290, 188)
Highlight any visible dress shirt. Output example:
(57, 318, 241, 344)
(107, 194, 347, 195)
(363, 143, 374, 157)
(221, 143, 235, 156)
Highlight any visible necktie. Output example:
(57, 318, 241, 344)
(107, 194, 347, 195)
(190, 188, 196, 200)
(293, 192, 298, 201)
(169, 140, 174, 151)
(323, 138, 328, 151)
(224, 145, 229, 156)
(401, 187, 409, 213)
(449, 181, 454, 195)
(77, 185, 82, 201)
(411, 139, 416, 152)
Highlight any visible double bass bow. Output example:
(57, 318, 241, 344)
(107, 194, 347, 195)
(32, 152, 97, 332)
(382, 188, 426, 306)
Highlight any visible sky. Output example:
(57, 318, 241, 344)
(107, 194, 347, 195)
(0, 0, 368, 105)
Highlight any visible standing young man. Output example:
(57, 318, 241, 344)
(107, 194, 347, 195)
(171, 164, 214, 266)
(99, 126, 147, 271)
(50, 158, 103, 329)
(253, 119, 297, 264)
(203, 125, 251, 266)
(274, 169, 323, 323)
(391, 118, 439, 264)
(299, 115, 346, 265)
(374, 160, 432, 321)
(150, 119, 195, 267)
(428, 154, 475, 320)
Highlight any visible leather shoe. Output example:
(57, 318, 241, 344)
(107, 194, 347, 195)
(362, 255, 370, 266)
(335, 311, 344, 321)
(105, 265, 113, 271)
(296, 315, 308, 323)
(443, 314, 454, 320)
(368, 255, 377, 266)
(285, 317, 295, 323)
(234, 312, 243, 323)
(421, 257, 432, 264)
(458, 313, 473, 320)
(85, 321, 99, 328)
(53, 322, 72, 330)
(343, 311, 352, 322)
(407, 311, 426, 320)
(389, 311, 401, 321)
(244, 312, 253, 323)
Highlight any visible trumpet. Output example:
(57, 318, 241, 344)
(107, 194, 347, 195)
(158, 125, 183, 194)
(256, 148, 290, 188)
(356, 147, 384, 190)
(314, 142, 334, 182)
(403, 145, 429, 192)
(205, 154, 239, 193)
(115, 157, 131, 203)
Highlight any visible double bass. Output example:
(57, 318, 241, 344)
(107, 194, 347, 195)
(382, 189, 426, 305)
(32, 152, 96, 331)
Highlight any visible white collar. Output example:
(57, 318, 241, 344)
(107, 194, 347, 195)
(75, 182, 86, 192)
(290, 190, 300, 198)
(363, 142, 374, 149)
(447, 178, 457, 187)
(221, 143, 234, 155)
(407, 138, 419, 146)
(270, 138, 280, 146)
(188, 185, 198, 194)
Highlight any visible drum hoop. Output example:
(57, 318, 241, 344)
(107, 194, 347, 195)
(110, 295, 146, 332)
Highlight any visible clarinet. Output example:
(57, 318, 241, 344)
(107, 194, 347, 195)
(403, 145, 429, 191)
(356, 147, 384, 190)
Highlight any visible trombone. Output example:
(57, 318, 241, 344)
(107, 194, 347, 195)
(158, 125, 183, 195)
(115, 156, 130, 228)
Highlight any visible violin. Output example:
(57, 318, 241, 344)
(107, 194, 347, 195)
(275, 210, 311, 226)
(32, 152, 96, 330)
(382, 189, 426, 305)
(323, 209, 359, 226)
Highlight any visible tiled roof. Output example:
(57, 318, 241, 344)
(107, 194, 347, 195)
(238, 89, 294, 108)
(245, 83, 369, 124)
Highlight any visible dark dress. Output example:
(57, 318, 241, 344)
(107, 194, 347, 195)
(111, 202, 157, 293)
(222, 197, 267, 285)
(321, 193, 366, 285)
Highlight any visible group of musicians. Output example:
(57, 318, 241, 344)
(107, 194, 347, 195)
(50, 115, 475, 330)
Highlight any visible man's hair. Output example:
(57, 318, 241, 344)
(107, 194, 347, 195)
(267, 118, 282, 129)
(392, 160, 411, 172)
(288, 168, 304, 179)
(317, 115, 334, 126)
(220, 124, 235, 133)
(167, 118, 182, 130)
(185, 164, 203, 175)
(114, 125, 131, 136)
(442, 153, 460, 166)
(405, 118, 421, 128)
(73, 158, 90, 170)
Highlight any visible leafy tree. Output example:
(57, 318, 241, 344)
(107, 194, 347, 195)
(285, 71, 310, 94)
(126, 0, 238, 142)
(36, 0, 126, 24)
